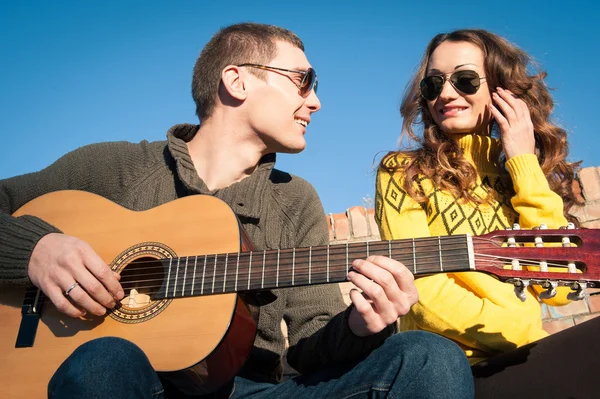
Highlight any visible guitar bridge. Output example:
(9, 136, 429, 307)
(15, 286, 45, 348)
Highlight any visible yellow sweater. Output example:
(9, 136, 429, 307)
(375, 134, 571, 364)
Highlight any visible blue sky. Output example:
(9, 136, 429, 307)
(1, 1, 598, 214)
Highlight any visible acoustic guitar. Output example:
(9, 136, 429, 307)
(1, 190, 598, 398)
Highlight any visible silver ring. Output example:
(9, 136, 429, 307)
(64, 282, 80, 297)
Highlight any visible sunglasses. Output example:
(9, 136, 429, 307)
(237, 64, 318, 98)
(420, 70, 486, 101)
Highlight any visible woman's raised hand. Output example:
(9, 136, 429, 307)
(490, 87, 536, 160)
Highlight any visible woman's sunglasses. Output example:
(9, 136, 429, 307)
(420, 70, 486, 101)
(237, 64, 318, 98)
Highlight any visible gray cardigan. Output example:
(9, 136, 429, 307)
(0, 123, 393, 382)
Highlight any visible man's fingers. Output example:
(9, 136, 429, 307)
(45, 285, 87, 318)
(80, 246, 124, 301)
(348, 270, 402, 325)
(63, 284, 107, 316)
(73, 267, 117, 310)
(353, 256, 417, 299)
(55, 270, 108, 316)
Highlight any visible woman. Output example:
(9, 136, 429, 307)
(376, 29, 597, 397)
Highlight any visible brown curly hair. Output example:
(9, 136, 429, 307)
(386, 29, 581, 221)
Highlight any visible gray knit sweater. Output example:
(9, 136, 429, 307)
(0, 123, 393, 383)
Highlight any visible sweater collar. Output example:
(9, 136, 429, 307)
(166, 123, 276, 220)
(451, 134, 503, 175)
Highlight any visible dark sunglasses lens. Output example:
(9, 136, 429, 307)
(451, 71, 481, 94)
(300, 68, 316, 97)
(420, 76, 444, 101)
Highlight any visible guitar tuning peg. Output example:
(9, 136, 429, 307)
(532, 223, 548, 230)
(539, 281, 558, 299)
(559, 222, 576, 230)
(513, 279, 530, 302)
(567, 282, 587, 301)
(512, 223, 521, 230)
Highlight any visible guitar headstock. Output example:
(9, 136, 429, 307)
(472, 224, 600, 301)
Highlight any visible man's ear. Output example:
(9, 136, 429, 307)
(221, 65, 247, 101)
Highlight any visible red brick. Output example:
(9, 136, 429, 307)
(583, 203, 600, 221)
(545, 300, 589, 319)
(579, 167, 600, 201)
(587, 292, 600, 313)
(366, 209, 381, 240)
(327, 214, 335, 242)
(348, 206, 369, 238)
(574, 313, 600, 325)
(568, 205, 586, 224)
(543, 318, 574, 335)
(332, 212, 350, 241)
(581, 220, 600, 229)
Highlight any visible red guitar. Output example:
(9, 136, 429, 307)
(1, 190, 598, 398)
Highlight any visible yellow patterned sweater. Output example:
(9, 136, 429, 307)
(375, 134, 571, 365)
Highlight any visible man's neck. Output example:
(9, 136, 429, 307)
(186, 113, 268, 191)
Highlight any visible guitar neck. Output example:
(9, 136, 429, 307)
(153, 235, 474, 299)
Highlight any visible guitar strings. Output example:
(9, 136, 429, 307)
(24, 236, 580, 299)
(100, 244, 586, 297)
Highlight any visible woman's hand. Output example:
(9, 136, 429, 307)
(491, 87, 536, 160)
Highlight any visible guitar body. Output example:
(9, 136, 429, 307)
(0, 191, 258, 398)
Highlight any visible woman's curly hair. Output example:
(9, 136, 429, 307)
(386, 29, 581, 221)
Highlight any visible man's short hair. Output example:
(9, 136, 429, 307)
(192, 22, 304, 121)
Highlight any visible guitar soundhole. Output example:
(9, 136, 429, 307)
(108, 242, 176, 324)
(119, 257, 163, 309)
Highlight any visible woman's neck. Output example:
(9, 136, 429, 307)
(450, 134, 503, 175)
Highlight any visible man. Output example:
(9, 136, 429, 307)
(0, 23, 473, 398)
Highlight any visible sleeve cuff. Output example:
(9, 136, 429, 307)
(0, 215, 62, 284)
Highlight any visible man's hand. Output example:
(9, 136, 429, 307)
(347, 256, 418, 337)
(28, 233, 124, 318)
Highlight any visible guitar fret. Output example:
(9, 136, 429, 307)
(247, 252, 252, 290)
(276, 249, 280, 288)
(212, 254, 218, 293)
(165, 258, 173, 295)
(173, 258, 181, 297)
(292, 248, 296, 286)
(366, 241, 369, 258)
(388, 240, 392, 259)
(223, 253, 228, 293)
(261, 250, 266, 289)
(191, 256, 198, 295)
(346, 243, 349, 277)
(235, 252, 240, 292)
(182, 256, 189, 296)
(201, 255, 207, 295)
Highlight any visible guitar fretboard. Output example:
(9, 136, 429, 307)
(153, 235, 474, 299)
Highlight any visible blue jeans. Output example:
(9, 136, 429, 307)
(48, 337, 164, 398)
(49, 332, 473, 398)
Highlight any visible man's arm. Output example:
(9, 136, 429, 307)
(284, 180, 416, 373)
(0, 143, 139, 314)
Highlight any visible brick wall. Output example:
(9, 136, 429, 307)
(326, 166, 600, 335)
